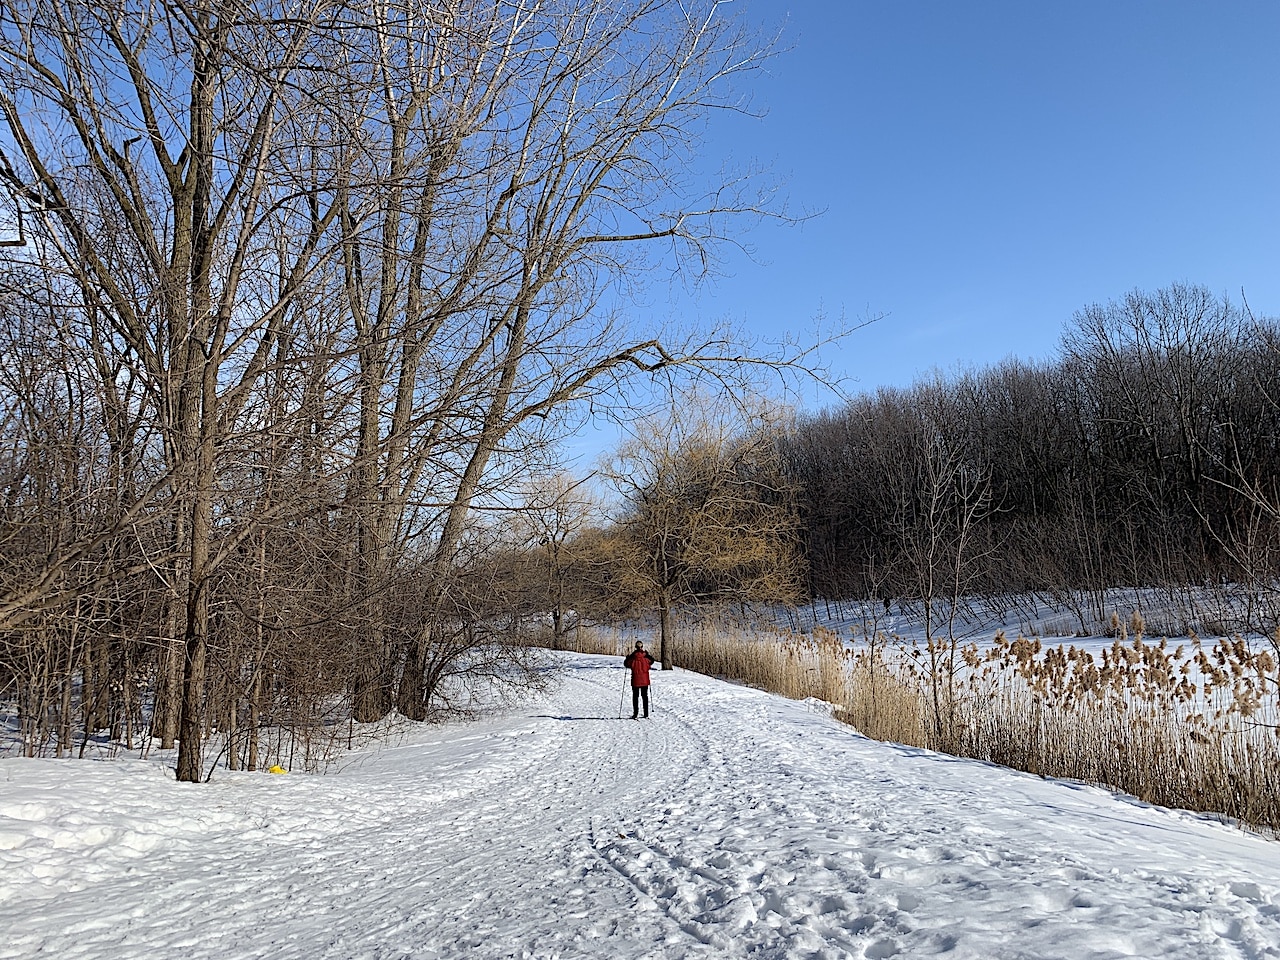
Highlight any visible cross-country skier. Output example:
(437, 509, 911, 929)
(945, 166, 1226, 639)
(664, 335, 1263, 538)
(623, 640, 655, 719)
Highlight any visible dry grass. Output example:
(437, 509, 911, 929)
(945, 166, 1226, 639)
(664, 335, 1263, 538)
(575, 617, 1280, 833)
(943, 627, 1280, 831)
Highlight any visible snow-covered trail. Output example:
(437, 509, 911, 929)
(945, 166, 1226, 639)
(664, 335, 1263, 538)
(3, 653, 1280, 960)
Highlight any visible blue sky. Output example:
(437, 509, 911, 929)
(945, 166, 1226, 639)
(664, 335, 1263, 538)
(664, 0, 1280, 403)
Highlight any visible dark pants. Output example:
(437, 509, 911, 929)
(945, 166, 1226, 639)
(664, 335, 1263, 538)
(631, 685, 649, 718)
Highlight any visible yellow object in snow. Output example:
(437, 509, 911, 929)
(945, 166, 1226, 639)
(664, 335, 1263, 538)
(267, 765, 288, 774)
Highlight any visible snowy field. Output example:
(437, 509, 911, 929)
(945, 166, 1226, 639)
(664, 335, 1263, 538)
(782, 588, 1266, 652)
(3, 653, 1279, 960)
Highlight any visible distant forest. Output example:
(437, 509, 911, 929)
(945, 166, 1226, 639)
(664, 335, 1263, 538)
(775, 284, 1280, 633)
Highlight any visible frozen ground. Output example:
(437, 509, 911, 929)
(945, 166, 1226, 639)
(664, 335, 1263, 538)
(3, 653, 1279, 959)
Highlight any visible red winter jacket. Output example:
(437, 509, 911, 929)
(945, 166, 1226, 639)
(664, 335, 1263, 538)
(624, 648, 655, 687)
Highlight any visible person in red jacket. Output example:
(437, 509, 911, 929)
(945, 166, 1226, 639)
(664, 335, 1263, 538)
(623, 640, 655, 719)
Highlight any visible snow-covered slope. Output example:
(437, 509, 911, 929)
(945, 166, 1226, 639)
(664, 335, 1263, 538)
(3, 654, 1278, 959)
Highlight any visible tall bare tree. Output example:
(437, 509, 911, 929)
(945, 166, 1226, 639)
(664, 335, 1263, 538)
(310, 0, 793, 720)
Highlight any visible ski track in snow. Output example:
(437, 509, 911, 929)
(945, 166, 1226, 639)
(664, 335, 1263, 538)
(2, 653, 1280, 959)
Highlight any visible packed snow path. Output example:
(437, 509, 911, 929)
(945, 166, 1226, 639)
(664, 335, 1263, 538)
(3, 654, 1280, 959)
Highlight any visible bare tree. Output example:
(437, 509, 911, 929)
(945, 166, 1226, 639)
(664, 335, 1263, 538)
(1192, 306, 1280, 633)
(310, 0, 799, 720)
(607, 395, 804, 669)
(778, 284, 1275, 646)
(1060, 285, 1248, 595)
(507, 473, 602, 646)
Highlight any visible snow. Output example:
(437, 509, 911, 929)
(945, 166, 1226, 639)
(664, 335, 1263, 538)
(3, 653, 1280, 960)
(785, 590, 1250, 648)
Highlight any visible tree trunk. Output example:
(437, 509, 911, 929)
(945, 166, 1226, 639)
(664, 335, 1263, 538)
(658, 588, 674, 670)
(176, 481, 212, 782)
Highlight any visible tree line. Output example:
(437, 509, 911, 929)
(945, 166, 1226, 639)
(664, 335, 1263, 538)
(777, 284, 1280, 636)
(0, 0, 798, 777)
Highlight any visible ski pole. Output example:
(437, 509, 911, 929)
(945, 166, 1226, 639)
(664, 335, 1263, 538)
(618, 668, 628, 719)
